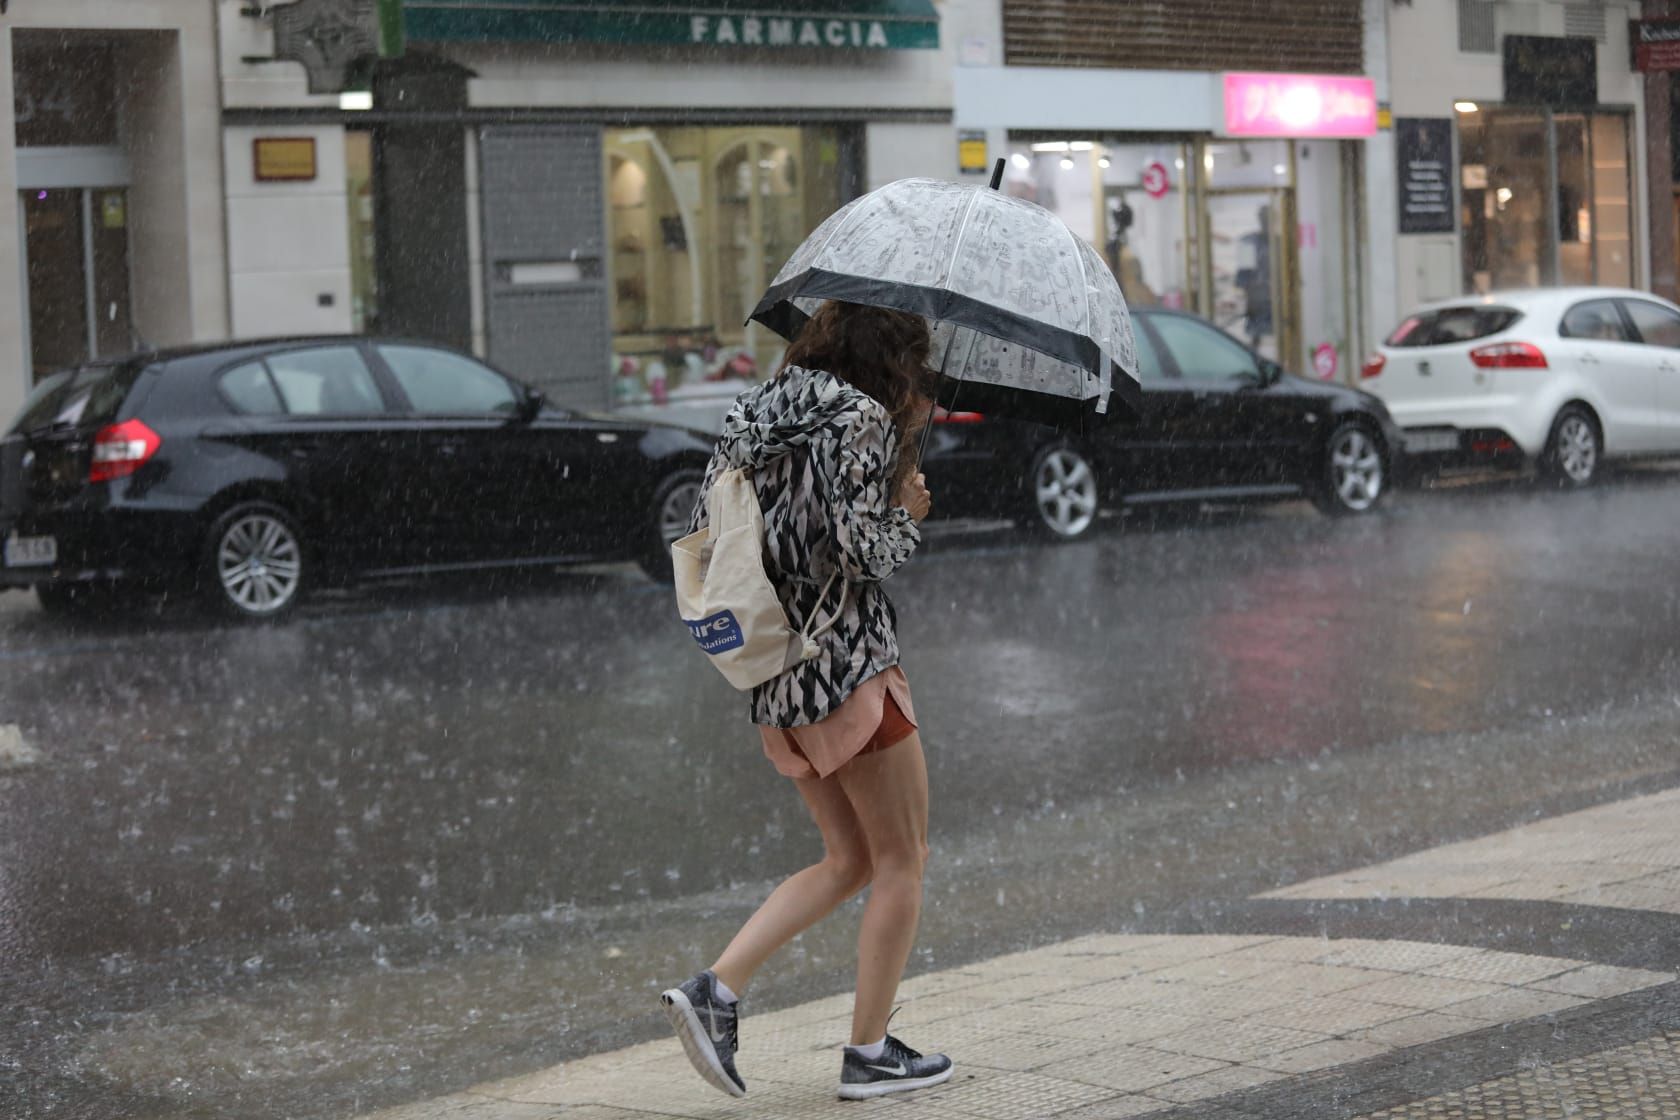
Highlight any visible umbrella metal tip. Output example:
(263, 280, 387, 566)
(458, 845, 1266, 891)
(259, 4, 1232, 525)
(988, 157, 1005, 191)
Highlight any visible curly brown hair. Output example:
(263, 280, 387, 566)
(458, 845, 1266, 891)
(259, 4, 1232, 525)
(778, 301, 933, 490)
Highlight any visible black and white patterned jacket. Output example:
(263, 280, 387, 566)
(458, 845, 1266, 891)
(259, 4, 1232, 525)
(690, 364, 921, 728)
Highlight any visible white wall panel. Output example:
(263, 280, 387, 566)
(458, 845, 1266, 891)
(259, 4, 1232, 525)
(223, 125, 353, 339)
(230, 271, 353, 338)
(865, 123, 957, 189)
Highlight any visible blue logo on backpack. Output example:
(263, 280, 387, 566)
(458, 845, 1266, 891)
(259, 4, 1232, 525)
(686, 609, 744, 654)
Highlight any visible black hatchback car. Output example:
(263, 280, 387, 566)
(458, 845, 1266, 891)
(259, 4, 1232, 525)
(0, 337, 713, 619)
(922, 308, 1402, 538)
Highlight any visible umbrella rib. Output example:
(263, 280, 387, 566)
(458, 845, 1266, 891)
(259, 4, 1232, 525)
(1064, 218, 1094, 352)
(940, 186, 986, 307)
(1062, 221, 1111, 414)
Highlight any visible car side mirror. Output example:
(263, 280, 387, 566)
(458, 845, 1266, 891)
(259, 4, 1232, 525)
(515, 387, 544, 421)
(1256, 359, 1284, 387)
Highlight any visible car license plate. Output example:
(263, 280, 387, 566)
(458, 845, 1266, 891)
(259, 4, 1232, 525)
(1404, 430, 1460, 454)
(4, 535, 57, 567)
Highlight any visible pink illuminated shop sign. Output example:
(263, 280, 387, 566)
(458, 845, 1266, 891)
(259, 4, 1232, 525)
(1222, 72, 1378, 139)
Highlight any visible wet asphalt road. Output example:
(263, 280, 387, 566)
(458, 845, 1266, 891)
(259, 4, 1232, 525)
(4, 472, 1680, 1119)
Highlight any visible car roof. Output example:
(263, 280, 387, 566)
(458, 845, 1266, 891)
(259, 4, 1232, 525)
(96, 335, 485, 373)
(1406, 287, 1675, 316)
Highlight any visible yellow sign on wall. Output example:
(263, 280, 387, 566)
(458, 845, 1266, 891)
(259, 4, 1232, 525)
(254, 137, 318, 182)
(958, 130, 988, 175)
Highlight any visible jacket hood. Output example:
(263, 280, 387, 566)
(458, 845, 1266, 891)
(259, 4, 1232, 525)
(715, 365, 867, 471)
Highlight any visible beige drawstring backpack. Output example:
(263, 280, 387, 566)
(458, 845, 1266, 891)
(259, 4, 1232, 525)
(672, 468, 839, 691)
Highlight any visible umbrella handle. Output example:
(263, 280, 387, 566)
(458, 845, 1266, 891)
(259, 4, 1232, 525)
(915, 394, 938, 470)
(988, 158, 1005, 191)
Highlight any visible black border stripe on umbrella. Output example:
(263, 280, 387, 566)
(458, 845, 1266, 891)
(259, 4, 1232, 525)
(750, 269, 1141, 421)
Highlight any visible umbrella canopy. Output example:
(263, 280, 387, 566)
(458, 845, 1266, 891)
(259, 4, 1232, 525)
(748, 175, 1142, 428)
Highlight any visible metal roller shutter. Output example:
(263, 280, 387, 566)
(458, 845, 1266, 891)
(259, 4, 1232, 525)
(478, 124, 613, 411)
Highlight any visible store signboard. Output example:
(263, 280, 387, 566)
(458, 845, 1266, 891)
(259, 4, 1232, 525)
(1221, 73, 1377, 139)
(1504, 34, 1597, 108)
(1631, 18, 1680, 72)
(1395, 118, 1455, 235)
(405, 0, 940, 50)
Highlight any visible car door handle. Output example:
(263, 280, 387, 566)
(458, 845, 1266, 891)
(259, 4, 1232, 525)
(436, 439, 465, 456)
(1579, 352, 1600, 365)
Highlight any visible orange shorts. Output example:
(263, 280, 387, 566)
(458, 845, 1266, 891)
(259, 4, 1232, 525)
(862, 691, 916, 755)
(758, 666, 918, 780)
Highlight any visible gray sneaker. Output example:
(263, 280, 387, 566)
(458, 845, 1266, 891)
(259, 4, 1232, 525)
(838, 1034, 953, 1100)
(660, 970, 746, 1097)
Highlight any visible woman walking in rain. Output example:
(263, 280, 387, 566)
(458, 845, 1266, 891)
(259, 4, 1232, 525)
(660, 300, 952, 1101)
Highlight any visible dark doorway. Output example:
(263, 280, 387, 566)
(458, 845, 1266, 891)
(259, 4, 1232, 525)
(21, 187, 133, 379)
(372, 125, 470, 348)
(361, 55, 474, 350)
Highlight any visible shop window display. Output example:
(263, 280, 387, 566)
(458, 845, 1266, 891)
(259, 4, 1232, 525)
(1004, 136, 1355, 378)
(605, 126, 842, 419)
(1002, 141, 1194, 316)
(1458, 106, 1633, 292)
(346, 131, 378, 333)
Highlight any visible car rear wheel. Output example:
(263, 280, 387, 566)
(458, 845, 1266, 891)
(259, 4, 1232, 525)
(1023, 444, 1100, 541)
(1541, 406, 1600, 488)
(639, 469, 703, 582)
(204, 503, 306, 621)
(1313, 421, 1386, 516)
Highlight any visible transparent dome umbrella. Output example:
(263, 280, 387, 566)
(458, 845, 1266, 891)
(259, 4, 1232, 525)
(748, 160, 1142, 446)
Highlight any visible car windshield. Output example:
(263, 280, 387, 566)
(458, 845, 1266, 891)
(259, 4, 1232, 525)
(1385, 306, 1522, 347)
(8, 361, 145, 435)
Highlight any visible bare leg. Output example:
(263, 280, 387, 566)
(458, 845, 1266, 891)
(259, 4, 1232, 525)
(710, 773, 872, 996)
(836, 733, 930, 1046)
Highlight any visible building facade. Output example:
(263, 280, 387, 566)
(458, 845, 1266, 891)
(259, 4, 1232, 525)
(951, 0, 1386, 385)
(1, 0, 229, 424)
(217, 0, 960, 425)
(5, 0, 1667, 427)
(1385, 0, 1650, 321)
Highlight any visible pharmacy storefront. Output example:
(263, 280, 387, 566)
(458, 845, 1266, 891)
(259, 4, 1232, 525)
(220, 0, 950, 420)
(964, 70, 1374, 381)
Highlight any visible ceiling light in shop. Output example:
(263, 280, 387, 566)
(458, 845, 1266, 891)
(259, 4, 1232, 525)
(1098, 156, 1111, 168)
(340, 90, 373, 111)
(1273, 163, 1287, 176)
(1069, 141, 1094, 151)
(1010, 152, 1031, 170)
(1031, 141, 1071, 152)
(1059, 156, 1075, 170)
(1454, 101, 1479, 114)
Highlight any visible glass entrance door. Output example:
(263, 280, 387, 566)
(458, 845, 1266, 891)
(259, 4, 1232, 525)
(1205, 189, 1294, 363)
(20, 187, 132, 380)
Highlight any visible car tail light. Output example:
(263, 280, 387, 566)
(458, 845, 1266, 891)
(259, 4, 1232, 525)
(89, 419, 161, 483)
(1471, 435, 1518, 455)
(932, 407, 985, 424)
(1469, 341, 1548, 369)
(1359, 354, 1386, 379)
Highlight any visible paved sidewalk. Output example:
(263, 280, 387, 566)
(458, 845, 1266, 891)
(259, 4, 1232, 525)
(363, 788, 1680, 1120)
(1264, 787, 1680, 911)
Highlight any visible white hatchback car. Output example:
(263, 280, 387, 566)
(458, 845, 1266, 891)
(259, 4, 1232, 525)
(1361, 287, 1680, 486)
